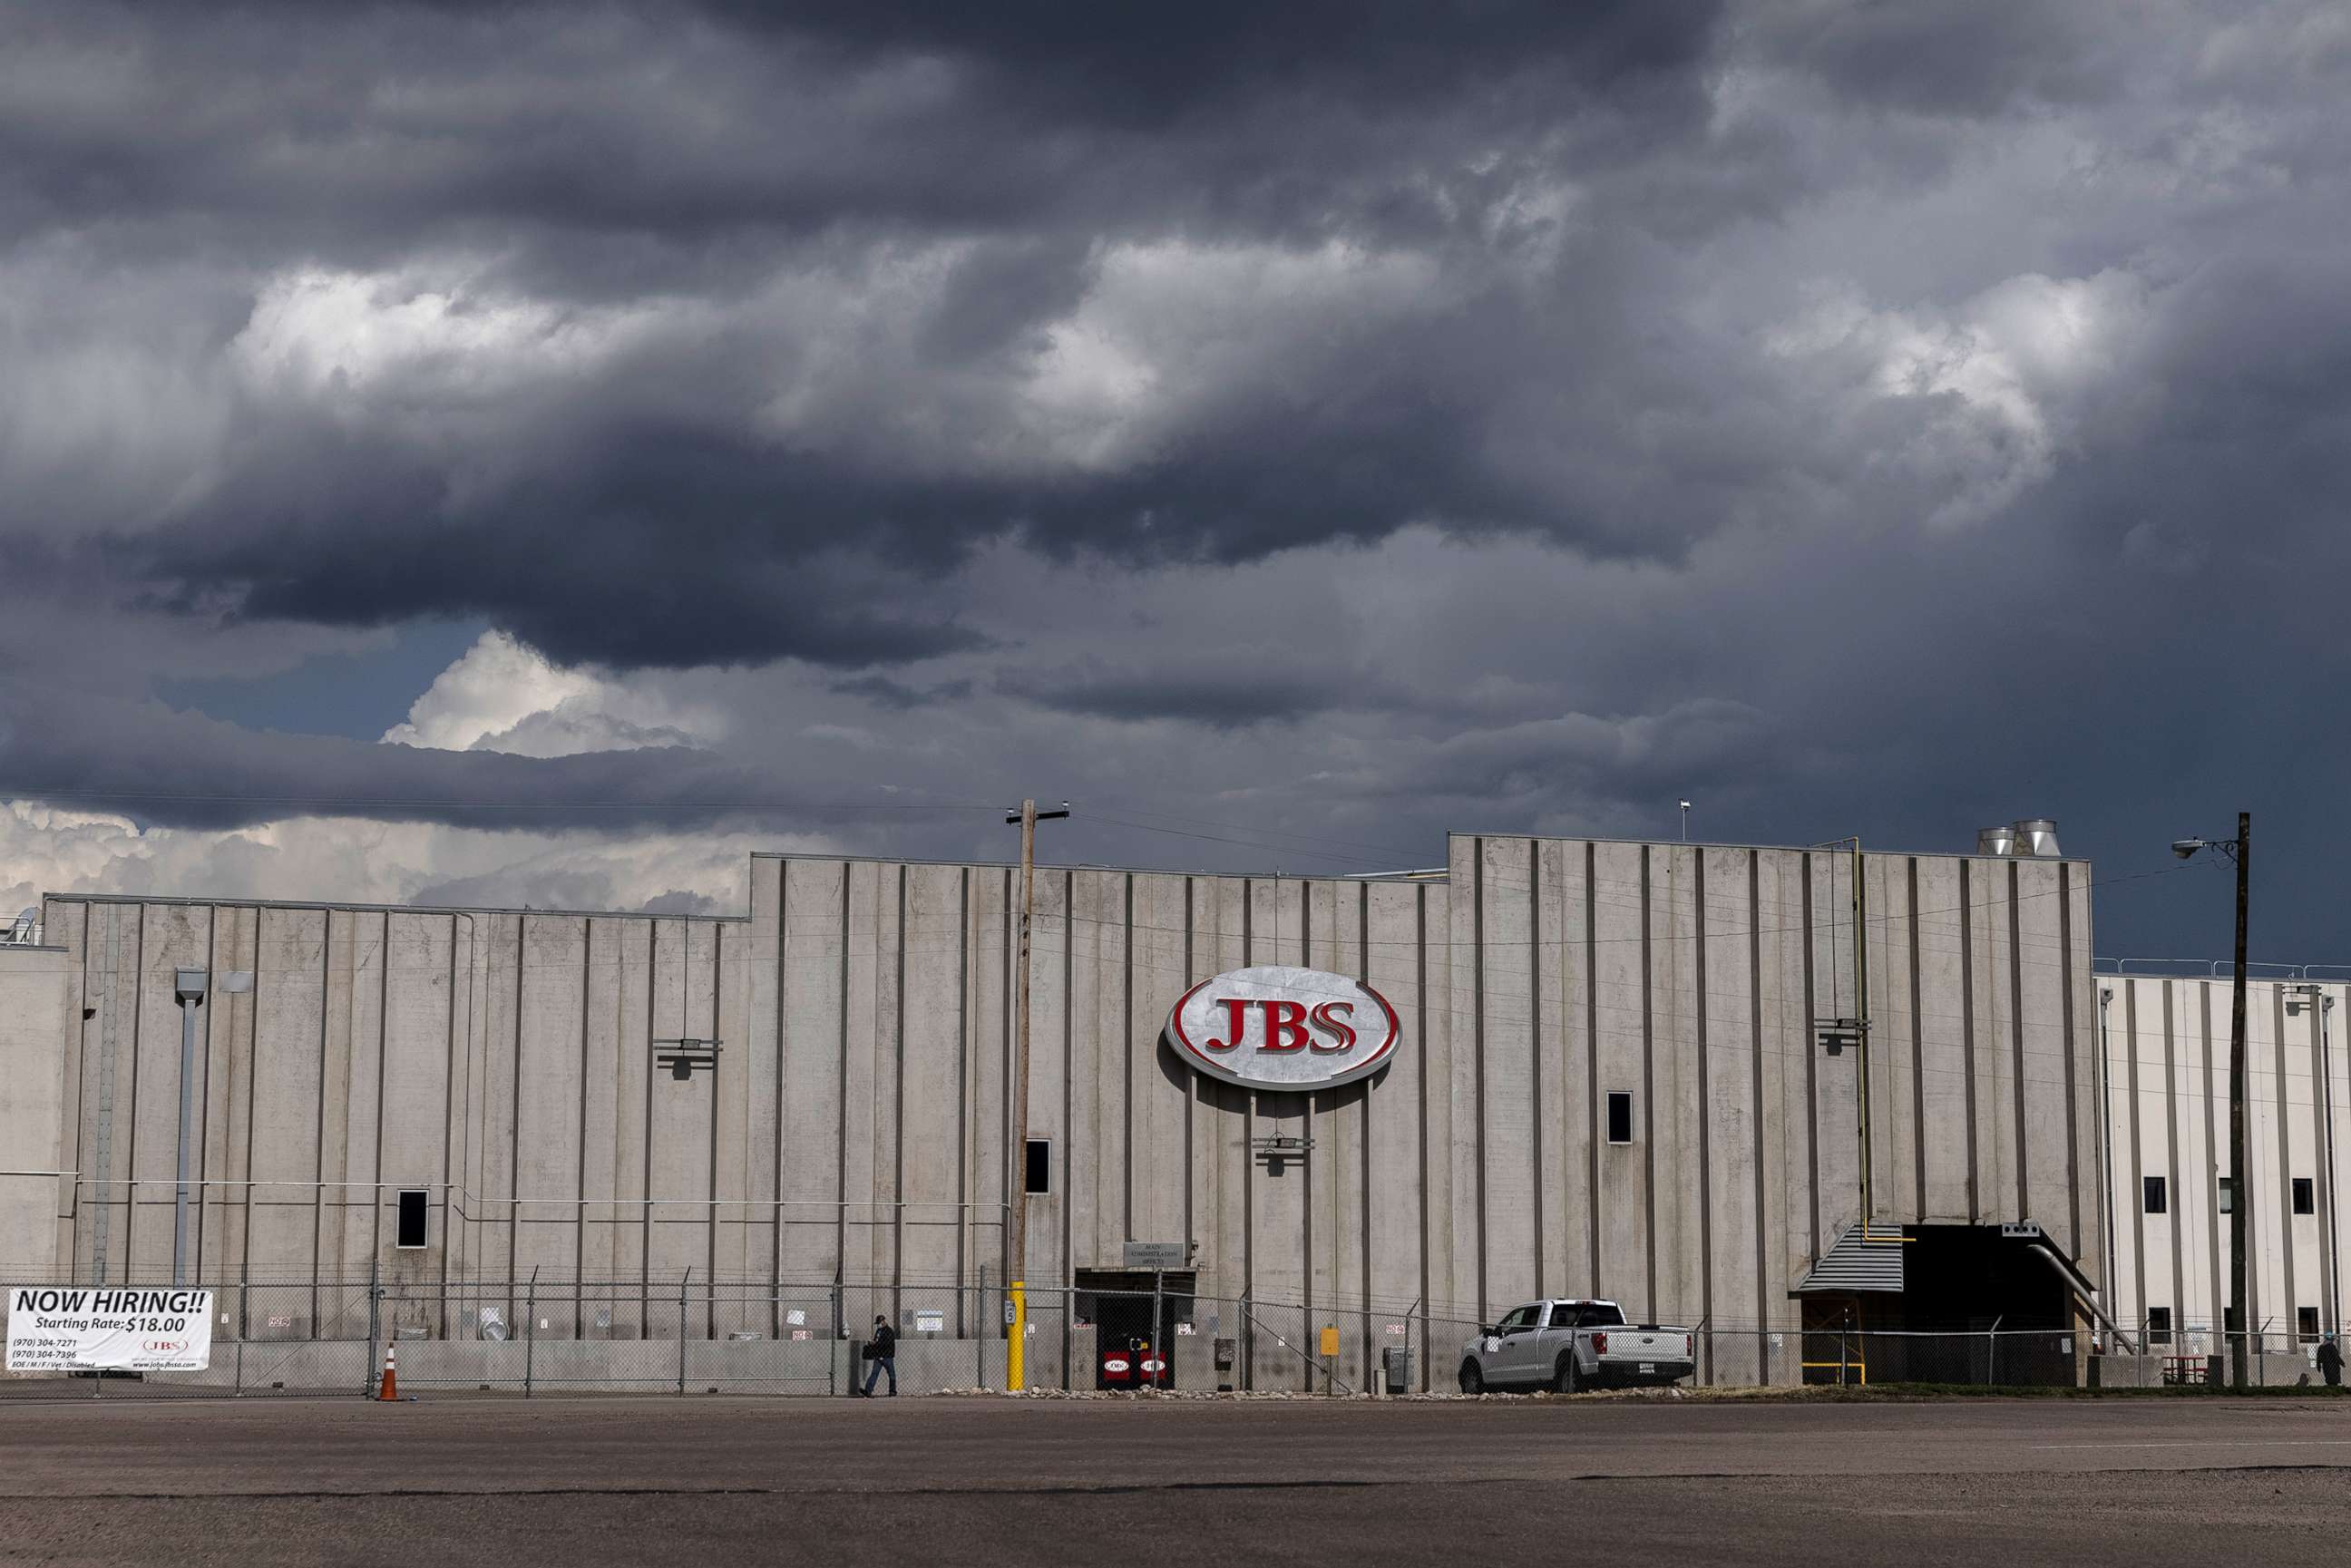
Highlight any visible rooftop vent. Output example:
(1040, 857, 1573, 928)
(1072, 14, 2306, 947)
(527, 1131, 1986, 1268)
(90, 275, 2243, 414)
(1978, 819, 2059, 858)
(2012, 818, 2061, 857)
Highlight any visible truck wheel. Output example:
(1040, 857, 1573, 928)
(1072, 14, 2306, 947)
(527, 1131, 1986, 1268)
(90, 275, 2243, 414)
(1458, 1360, 1485, 1395)
(1554, 1354, 1579, 1394)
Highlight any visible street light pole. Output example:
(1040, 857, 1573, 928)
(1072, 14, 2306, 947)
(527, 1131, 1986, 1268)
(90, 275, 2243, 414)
(2227, 813, 2250, 1388)
(1005, 798, 1068, 1392)
(2177, 818, 2253, 1387)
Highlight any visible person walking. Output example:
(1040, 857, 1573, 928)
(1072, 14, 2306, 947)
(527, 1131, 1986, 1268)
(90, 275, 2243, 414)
(860, 1314, 898, 1397)
(2319, 1334, 2343, 1389)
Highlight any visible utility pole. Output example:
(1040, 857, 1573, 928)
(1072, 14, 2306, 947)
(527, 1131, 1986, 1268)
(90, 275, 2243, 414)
(1005, 798, 1069, 1392)
(2228, 812, 2251, 1389)
(2173, 816, 2254, 1386)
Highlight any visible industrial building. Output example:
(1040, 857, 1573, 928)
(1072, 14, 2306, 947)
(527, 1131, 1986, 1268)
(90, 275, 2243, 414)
(9, 825, 2325, 1390)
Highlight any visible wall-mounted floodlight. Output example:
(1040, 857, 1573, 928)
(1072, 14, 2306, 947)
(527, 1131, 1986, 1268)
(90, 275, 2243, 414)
(652, 1037, 722, 1081)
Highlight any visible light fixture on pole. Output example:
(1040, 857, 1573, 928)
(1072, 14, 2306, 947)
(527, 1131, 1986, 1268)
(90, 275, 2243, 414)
(2174, 815, 2250, 1387)
(1004, 797, 1069, 1392)
(171, 969, 207, 1287)
(1678, 800, 1692, 842)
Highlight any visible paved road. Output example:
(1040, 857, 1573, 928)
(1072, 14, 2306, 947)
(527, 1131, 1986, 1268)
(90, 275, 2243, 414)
(4, 1397, 2347, 1565)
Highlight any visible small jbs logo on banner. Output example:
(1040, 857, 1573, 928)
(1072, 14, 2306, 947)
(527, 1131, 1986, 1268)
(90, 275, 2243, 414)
(1166, 966, 1400, 1091)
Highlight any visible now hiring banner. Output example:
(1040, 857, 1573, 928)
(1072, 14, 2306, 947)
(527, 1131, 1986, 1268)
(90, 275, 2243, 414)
(5, 1287, 215, 1372)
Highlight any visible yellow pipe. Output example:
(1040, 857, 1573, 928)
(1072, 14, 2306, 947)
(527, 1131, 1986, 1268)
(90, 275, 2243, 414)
(1008, 1281, 1026, 1391)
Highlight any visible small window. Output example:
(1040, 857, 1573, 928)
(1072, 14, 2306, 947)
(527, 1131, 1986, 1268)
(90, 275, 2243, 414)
(1024, 1139, 1052, 1194)
(2224, 1304, 2241, 1332)
(1605, 1091, 1634, 1144)
(2293, 1177, 2315, 1215)
(395, 1189, 428, 1250)
(2298, 1307, 2321, 1344)
(2145, 1307, 2171, 1347)
(1578, 1302, 1624, 1328)
(2218, 1176, 2234, 1214)
(2142, 1176, 2167, 1214)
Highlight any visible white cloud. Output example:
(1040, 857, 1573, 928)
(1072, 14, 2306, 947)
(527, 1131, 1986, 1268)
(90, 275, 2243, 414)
(1768, 269, 2144, 528)
(384, 630, 725, 756)
(0, 798, 825, 917)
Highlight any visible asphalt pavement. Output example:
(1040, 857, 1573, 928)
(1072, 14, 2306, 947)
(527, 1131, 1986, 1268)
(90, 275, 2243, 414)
(3, 1395, 2347, 1565)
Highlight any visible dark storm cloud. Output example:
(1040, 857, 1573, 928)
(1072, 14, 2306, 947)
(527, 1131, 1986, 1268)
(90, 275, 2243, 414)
(0, 0, 1754, 670)
(6, 1, 2351, 953)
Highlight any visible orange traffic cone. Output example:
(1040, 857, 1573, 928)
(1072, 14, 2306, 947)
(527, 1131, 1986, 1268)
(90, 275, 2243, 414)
(377, 1341, 398, 1402)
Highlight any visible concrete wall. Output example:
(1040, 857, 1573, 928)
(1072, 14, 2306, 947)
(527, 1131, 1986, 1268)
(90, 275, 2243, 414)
(20, 833, 2102, 1388)
(2100, 975, 2351, 1354)
(1453, 837, 2101, 1384)
(0, 944, 74, 1275)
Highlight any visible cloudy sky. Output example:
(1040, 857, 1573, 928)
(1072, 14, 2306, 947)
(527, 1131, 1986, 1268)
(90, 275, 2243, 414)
(3, 0, 2347, 958)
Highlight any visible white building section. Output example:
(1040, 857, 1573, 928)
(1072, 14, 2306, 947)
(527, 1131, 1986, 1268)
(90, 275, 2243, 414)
(0, 827, 2177, 1388)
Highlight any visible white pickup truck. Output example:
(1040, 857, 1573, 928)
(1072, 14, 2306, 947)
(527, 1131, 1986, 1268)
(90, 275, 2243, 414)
(1458, 1298, 1693, 1393)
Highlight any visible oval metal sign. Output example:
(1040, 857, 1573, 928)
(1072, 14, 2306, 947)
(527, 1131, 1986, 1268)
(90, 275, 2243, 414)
(1166, 966, 1400, 1091)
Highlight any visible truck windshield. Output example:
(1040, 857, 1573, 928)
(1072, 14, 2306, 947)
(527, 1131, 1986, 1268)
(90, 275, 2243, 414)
(1577, 1304, 1625, 1328)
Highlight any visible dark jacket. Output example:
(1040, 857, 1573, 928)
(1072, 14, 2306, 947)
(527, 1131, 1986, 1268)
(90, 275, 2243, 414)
(869, 1324, 898, 1359)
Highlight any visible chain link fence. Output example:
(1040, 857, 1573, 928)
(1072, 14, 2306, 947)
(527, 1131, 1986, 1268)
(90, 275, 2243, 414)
(6, 1277, 2343, 1398)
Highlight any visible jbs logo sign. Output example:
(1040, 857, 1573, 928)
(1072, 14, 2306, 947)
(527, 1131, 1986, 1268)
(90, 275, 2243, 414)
(1166, 966, 1400, 1091)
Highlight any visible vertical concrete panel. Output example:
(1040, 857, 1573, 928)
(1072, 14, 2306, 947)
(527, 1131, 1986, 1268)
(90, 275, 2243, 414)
(1755, 852, 1803, 1378)
(645, 920, 707, 1315)
(247, 908, 326, 1304)
(310, 911, 357, 1309)
(712, 921, 754, 1327)
(2131, 979, 2167, 1325)
(1813, 853, 1861, 1243)
(473, 915, 522, 1288)
(0, 946, 74, 1273)
(1444, 838, 1484, 1323)
(867, 873, 904, 1305)
(1478, 839, 1536, 1311)
(2067, 866, 2101, 1280)
(574, 917, 624, 1323)
(1025, 869, 1070, 1379)
(1363, 882, 1426, 1354)
(1914, 860, 1973, 1222)
(210, 908, 257, 1303)
(840, 869, 883, 1307)
(1869, 857, 1916, 1226)
(1068, 869, 1112, 1273)
(1591, 842, 1648, 1320)
(969, 866, 1010, 1304)
(1532, 840, 1573, 1300)
(129, 904, 210, 1277)
(1130, 873, 1190, 1262)
(1556, 845, 1596, 1299)
(2014, 861, 2072, 1243)
(604, 917, 649, 1332)
(1307, 880, 1360, 1373)
(1195, 879, 1244, 1310)
(902, 865, 968, 1294)
(1250, 879, 1307, 1384)
(377, 914, 451, 1290)
(1651, 845, 1696, 1324)
(330, 911, 387, 1287)
(38, 901, 90, 1277)
(776, 862, 844, 1295)
(1702, 846, 1759, 1383)
(743, 866, 782, 1323)
(512, 917, 586, 1292)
